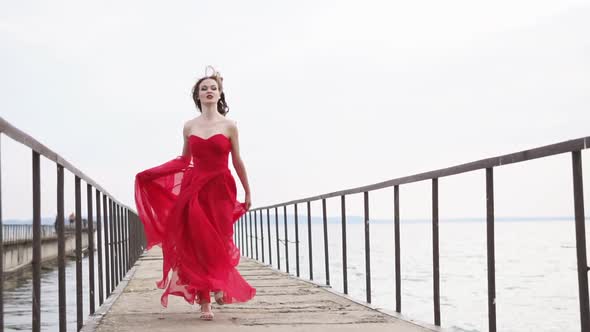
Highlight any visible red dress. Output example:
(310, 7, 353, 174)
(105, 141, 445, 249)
(134, 133, 256, 307)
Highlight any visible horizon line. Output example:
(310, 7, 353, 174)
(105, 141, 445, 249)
(2, 215, 587, 224)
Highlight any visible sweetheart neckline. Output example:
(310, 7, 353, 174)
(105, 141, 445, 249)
(189, 133, 230, 141)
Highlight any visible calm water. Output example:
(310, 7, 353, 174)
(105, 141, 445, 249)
(3, 251, 100, 331)
(3, 219, 584, 331)
(262, 219, 584, 332)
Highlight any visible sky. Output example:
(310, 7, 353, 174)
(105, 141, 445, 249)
(1, 0, 589, 221)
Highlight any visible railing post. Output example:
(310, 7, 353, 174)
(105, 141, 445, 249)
(115, 205, 120, 282)
(249, 211, 253, 259)
(113, 202, 118, 287)
(87, 184, 95, 314)
(275, 207, 280, 270)
(572, 151, 589, 331)
(486, 168, 497, 332)
(114, 204, 118, 283)
(243, 215, 246, 257)
(267, 209, 272, 265)
(128, 209, 131, 271)
(124, 207, 129, 272)
(237, 217, 241, 255)
(104, 195, 111, 297)
(240, 216, 244, 256)
(32, 151, 41, 332)
(294, 204, 300, 277)
(136, 213, 140, 261)
(284, 205, 289, 273)
(322, 198, 330, 286)
(394, 185, 401, 313)
(136, 213, 139, 262)
(118, 205, 123, 282)
(432, 178, 440, 326)
(341, 195, 348, 294)
(109, 198, 115, 293)
(130, 211, 135, 265)
(244, 212, 248, 258)
(307, 201, 313, 280)
(130, 212, 134, 265)
(96, 190, 104, 306)
(117, 204, 123, 281)
(254, 209, 259, 260)
(75, 176, 83, 331)
(363, 192, 370, 303)
(57, 164, 66, 332)
(121, 207, 126, 273)
(260, 210, 265, 263)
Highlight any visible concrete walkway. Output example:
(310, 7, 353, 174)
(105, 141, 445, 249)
(82, 247, 441, 332)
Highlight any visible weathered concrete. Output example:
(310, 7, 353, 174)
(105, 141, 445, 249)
(83, 247, 442, 332)
(3, 231, 91, 275)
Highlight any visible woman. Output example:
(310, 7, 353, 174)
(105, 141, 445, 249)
(134, 66, 256, 320)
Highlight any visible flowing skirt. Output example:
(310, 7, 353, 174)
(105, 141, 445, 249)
(135, 156, 256, 306)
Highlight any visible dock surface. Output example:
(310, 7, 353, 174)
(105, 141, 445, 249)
(82, 247, 438, 331)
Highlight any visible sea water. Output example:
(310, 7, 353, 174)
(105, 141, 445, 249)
(263, 219, 584, 332)
(2, 219, 584, 331)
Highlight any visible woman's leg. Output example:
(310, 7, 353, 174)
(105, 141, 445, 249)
(197, 289, 211, 304)
(198, 289, 213, 320)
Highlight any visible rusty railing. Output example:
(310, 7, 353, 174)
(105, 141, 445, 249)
(0, 117, 146, 332)
(237, 136, 589, 332)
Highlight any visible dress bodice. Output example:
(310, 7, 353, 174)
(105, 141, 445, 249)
(189, 134, 231, 172)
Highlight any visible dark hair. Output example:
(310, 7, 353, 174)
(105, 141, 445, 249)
(191, 75, 229, 116)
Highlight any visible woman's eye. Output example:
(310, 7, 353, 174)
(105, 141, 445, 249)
(211, 86, 217, 90)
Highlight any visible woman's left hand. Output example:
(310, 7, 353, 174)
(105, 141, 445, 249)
(245, 193, 252, 210)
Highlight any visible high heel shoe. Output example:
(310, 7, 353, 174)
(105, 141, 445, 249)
(200, 303, 214, 321)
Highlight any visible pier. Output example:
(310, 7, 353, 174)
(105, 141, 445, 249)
(2, 224, 93, 275)
(81, 247, 436, 332)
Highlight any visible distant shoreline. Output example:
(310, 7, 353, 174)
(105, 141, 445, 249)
(2, 216, 588, 225)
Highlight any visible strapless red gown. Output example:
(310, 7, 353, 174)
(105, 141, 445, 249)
(134, 133, 255, 307)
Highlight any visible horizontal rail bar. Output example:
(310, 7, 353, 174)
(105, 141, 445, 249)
(1, 224, 89, 244)
(253, 136, 590, 210)
(0, 117, 129, 209)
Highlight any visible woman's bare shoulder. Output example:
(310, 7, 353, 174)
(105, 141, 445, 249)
(223, 117, 238, 134)
(221, 118, 238, 140)
(222, 117, 238, 127)
(183, 117, 200, 135)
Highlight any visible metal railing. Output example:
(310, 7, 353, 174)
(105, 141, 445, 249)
(2, 225, 57, 245)
(1, 223, 89, 245)
(0, 117, 147, 332)
(236, 136, 589, 332)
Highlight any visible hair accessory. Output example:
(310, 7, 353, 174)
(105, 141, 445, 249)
(205, 65, 223, 81)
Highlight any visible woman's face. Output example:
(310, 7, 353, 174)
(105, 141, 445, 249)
(198, 78, 221, 105)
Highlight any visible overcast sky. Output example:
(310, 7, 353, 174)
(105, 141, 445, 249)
(1, 0, 589, 220)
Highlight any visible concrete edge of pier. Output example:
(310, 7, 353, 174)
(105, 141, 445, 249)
(305, 278, 443, 332)
(254, 261, 444, 332)
(80, 259, 140, 332)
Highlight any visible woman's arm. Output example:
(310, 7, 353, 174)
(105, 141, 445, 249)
(228, 121, 251, 210)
